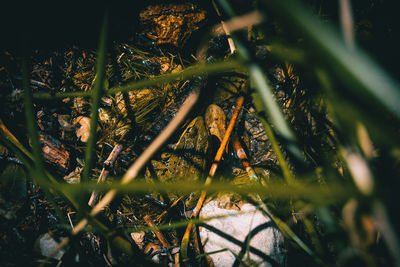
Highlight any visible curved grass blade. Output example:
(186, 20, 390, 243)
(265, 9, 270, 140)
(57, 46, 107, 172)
(0, 118, 34, 161)
(0, 134, 33, 174)
(216, 0, 303, 162)
(22, 58, 45, 178)
(21, 57, 86, 213)
(21, 57, 73, 243)
(261, 0, 400, 118)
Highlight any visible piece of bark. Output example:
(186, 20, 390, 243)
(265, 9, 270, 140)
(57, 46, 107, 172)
(39, 133, 70, 174)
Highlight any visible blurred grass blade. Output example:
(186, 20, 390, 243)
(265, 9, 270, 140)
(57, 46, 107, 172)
(268, 210, 322, 263)
(251, 109, 295, 184)
(81, 12, 108, 183)
(22, 58, 45, 178)
(0, 134, 33, 173)
(339, 0, 355, 49)
(56, 180, 355, 203)
(249, 66, 303, 161)
(249, 65, 296, 145)
(21, 57, 70, 227)
(0, 119, 34, 161)
(32, 59, 243, 99)
(216, 0, 303, 162)
(261, 0, 400, 118)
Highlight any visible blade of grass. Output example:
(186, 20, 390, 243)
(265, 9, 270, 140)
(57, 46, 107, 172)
(55, 180, 356, 204)
(0, 134, 33, 173)
(258, 201, 323, 264)
(260, 0, 400, 118)
(216, 0, 303, 162)
(316, 67, 400, 149)
(22, 58, 45, 179)
(250, 104, 295, 184)
(32, 59, 243, 99)
(81, 12, 108, 183)
(248, 64, 303, 161)
(21, 54, 88, 217)
(21, 57, 74, 245)
(49, 90, 200, 256)
(0, 118, 33, 161)
(181, 96, 244, 261)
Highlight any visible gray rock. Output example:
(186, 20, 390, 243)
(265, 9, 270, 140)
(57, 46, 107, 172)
(36, 233, 65, 261)
(199, 201, 286, 266)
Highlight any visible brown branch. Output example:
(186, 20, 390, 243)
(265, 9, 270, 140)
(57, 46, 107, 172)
(232, 135, 259, 181)
(181, 96, 244, 260)
(88, 139, 125, 207)
(48, 91, 199, 258)
(144, 215, 171, 249)
(155, 196, 184, 222)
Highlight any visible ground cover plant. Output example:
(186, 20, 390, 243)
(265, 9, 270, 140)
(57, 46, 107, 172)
(1, 0, 399, 266)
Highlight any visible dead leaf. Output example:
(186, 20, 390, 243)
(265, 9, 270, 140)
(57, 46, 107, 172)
(131, 232, 145, 249)
(74, 116, 92, 142)
(205, 104, 226, 144)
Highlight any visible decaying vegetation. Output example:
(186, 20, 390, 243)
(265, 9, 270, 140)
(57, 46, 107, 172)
(1, 0, 399, 266)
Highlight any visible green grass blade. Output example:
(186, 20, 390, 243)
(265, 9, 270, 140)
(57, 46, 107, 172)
(0, 119, 34, 161)
(251, 108, 295, 184)
(216, 0, 303, 162)
(32, 59, 243, 99)
(81, 12, 108, 183)
(22, 57, 46, 180)
(249, 67, 303, 162)
(55, 180, 355, 203)
(0, 134, 33, 173)
(261, 0, 400, 118)
(21, 57, 71, 226)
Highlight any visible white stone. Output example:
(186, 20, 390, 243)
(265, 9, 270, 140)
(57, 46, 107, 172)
(36, 233, 65, 260)
(199, 201, 286, 266)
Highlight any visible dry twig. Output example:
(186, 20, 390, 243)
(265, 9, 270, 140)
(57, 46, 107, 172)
(181, 96, 244, 260)
(232, 135, 259, 181)
(88, 135, 125, 207)
(45, 91, 199, 262)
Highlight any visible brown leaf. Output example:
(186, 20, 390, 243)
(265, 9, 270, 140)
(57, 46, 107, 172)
(73, 116, 91, 143)
(205, 104, 226, 144)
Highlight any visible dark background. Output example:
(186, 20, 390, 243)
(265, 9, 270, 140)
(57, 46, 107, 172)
(0, 0, 399, 78)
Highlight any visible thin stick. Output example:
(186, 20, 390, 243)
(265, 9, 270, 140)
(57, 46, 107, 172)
(156, 196, 184, 222)
(211, 0, 236, 54)
(339, 0, 355, 50)
(213, 11, 263, 36)
(49, 91, 199, 257)
(232, 135, 259, 181)
(88, 140, 124, 207)
(181, 96, 244, 260)
(144, 215, 180, 265)
(144, 215, 171, 249)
